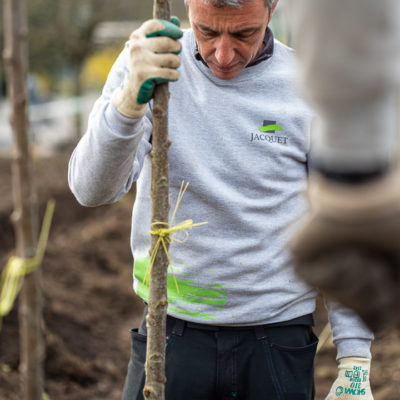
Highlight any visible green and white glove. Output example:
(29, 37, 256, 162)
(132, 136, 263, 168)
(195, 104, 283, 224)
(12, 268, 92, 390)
(326, 357, 373, 399)
(112, 17, 183, 119)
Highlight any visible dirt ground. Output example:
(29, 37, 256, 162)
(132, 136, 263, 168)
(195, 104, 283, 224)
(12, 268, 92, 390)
(0, 150, 399, 399)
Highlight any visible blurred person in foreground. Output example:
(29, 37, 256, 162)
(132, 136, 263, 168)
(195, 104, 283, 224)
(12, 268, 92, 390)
(285, 0, 400, 333)
(68, 0, 374, 398)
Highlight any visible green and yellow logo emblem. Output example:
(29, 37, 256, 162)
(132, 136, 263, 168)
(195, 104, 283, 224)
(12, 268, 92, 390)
(258, 120, 283, 133)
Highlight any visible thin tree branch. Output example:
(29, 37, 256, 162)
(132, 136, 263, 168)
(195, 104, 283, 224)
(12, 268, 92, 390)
(3, 1, 43, 399)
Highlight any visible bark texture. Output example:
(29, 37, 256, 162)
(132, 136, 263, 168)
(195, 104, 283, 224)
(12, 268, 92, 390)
(3, 1, 43, 399)
(144, 1, 172, 400)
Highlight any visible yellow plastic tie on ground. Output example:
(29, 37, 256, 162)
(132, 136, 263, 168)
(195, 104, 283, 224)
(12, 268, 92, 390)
(147, 181, 207, 294)
(0, 199, 55, 329)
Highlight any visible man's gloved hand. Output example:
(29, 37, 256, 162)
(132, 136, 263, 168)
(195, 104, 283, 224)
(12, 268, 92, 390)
(112, 18, 183, 119)
(291, 170, 400, 332)
(326, 357, 373, 399)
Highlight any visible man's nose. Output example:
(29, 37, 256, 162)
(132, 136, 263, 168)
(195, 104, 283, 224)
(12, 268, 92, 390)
(214, 35, 235, 66)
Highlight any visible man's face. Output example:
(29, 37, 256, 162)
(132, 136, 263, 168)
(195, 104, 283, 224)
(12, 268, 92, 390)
(188, 0, 276, 80)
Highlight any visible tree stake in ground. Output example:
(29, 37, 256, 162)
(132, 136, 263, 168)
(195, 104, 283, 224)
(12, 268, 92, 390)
(144, 1, 172, 399)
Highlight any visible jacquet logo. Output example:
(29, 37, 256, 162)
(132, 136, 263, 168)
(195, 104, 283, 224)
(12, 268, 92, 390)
(250, 120, 288, 145)
(258, 121, 283, 133)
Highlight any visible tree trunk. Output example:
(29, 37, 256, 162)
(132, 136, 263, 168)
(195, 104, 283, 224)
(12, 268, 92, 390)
(143, 1, 171, 400)
(3, 1, 43, 399)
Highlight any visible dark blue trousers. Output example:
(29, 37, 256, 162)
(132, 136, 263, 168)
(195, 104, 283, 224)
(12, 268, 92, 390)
(122, 309, 318, 400)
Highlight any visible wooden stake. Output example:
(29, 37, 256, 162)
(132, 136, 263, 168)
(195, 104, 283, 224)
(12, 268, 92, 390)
(3, 1, 43, 399)
(143, 1, 172, 399)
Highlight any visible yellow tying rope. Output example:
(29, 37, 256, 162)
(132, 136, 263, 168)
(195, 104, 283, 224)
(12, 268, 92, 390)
(0, 199, 55, 329)
(145, 181, 208, 293)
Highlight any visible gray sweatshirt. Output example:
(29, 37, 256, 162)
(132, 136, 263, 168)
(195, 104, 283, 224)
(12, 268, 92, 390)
(68, 29, 373, 359)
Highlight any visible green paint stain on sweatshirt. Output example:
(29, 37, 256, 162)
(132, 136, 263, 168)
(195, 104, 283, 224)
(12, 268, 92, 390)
(134, 257, 228, 319)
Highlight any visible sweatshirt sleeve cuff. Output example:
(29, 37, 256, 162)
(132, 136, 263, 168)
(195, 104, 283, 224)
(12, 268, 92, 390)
(335, 338, 372, 360)
(104, 101, 145, 138)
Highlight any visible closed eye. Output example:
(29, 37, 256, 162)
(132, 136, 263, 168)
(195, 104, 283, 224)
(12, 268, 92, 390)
(199, 28, 218, 38)
(234, 32, 254, 39)
(233, 29, 258, 39)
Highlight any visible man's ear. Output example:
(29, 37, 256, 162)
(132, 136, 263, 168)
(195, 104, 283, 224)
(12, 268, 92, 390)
(269, 0, 279, 23)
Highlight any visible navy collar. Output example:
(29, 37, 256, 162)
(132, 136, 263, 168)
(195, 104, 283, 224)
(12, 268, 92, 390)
(194, 27, 275, 68)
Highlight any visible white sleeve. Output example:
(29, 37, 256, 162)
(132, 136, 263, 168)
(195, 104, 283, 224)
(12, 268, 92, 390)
(325, 299, 374, 360)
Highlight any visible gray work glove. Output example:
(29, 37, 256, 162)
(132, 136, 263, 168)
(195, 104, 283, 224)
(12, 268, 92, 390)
(112, 18, 183, 119)
(291, 170, 400, 332)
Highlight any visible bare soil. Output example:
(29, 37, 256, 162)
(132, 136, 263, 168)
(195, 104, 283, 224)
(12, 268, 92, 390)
(0, 150, 399, 399)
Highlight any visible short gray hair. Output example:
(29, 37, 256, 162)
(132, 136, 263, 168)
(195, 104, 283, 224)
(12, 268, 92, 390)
(185, 0, 275, 10)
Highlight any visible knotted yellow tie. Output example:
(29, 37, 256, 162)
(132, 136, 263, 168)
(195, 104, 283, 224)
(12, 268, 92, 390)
(0, 199, 55, 329)
(146, 181, 207, 293)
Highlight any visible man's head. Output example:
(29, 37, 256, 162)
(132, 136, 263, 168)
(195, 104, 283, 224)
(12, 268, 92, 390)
(186, 0, 278, 80)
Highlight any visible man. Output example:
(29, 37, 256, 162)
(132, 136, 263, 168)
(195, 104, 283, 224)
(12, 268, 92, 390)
(68, 0, 374, 398)
(285, 0, 400, 332)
